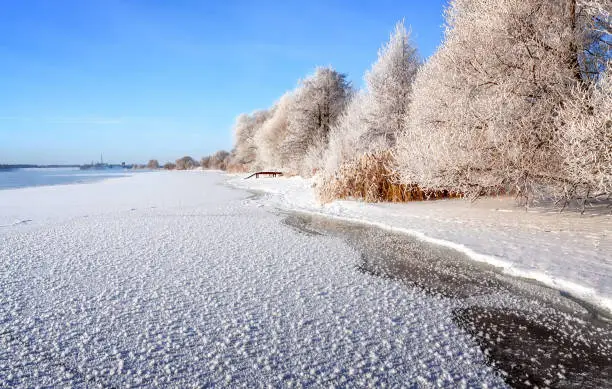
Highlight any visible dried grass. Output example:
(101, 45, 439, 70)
(317, 151, 462, 203)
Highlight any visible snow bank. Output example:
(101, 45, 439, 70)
(229, 175, 612, 315)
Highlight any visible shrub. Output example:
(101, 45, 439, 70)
(200, 156, 211, 169)
(210, 150, 230, 170)
(175, 156, 198, 170)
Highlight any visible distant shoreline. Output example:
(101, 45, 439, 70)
(0, 166, 136, 191)
(0, 164, 80, 170)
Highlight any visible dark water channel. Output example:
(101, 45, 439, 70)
(281, 212, 612, 389)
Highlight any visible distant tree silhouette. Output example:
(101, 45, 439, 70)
(175, 156, 198, 170)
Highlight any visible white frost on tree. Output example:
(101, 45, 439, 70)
(558, 64, 612, 199)
(254, 93, 294, 170)
(175, 156, 198, 170)
(202, 150, 230, 170)
(321, 92, 372, 175)
(364, 20, 420, 146)
(396, 0, 611, 200)
(279, 67, 351, 176)
(321, 20, 420, 178)
(232, 110, 271, 169)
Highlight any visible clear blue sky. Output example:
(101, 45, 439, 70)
(0, 0, 449, 165)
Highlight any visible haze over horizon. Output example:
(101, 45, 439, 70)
(1, 0, 448, 165)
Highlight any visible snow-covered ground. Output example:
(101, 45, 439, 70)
(0, 171, 512, 387)
(228, 175, 612, 316)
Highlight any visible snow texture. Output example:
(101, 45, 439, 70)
(229, 174, 612, 316)
(0, 171, 507, 387)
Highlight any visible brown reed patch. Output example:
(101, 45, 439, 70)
(317, 151, 462, 203)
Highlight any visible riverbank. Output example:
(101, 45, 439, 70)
(228, 174, 612, 316)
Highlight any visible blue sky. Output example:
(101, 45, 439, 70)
(0, 0, 449, 165)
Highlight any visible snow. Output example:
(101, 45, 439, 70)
(229, 174, 612, 316)
(0, 171, 509, 387)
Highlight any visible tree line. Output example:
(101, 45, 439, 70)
(144, 150, 231, 171)
(219, 1, 611, 206)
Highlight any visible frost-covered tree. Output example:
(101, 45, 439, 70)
(322, 21, 420, 175)
(211, 150, 230, 170)
(396, 0, 611, 200)
(147, 159, 160, 169)
(558, 64, 612, 198)
(232, 110, 271, 169)
(254, 93, 294, 169)
(279, 67, 351, 175)
(364, 20, 420, 146)
(317, 21, 421, 202)
(320, 92, 373, 174)
(175, 156, 198, 170)
(201, 150, 231, 170)
(163, 162, 176, 170)
(200, 156, 211, 169)
(224, 149, 241, 172)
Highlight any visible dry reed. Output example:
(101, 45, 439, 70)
(317, 151, 462, 203)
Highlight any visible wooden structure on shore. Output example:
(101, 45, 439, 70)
(244, 171, 283, 179)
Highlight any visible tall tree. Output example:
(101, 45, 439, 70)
(280, 67, 351, 175)
(232, 110, 271, 168)
(254, 93, 294, 169)
(364, 20, 420, 146)
(321, 20, 420, 178)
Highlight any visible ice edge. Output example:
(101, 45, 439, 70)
(229, 177, 612, 317)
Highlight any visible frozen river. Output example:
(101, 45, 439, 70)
(0, 167, 134, 190)
(0, 172, 610, 387)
